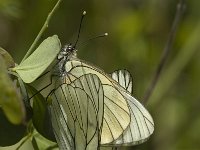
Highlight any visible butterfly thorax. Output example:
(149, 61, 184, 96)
(57, 44, 77, 76)
(58, 44, 77, 60)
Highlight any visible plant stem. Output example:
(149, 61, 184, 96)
(21, 0, 62, 63)
(149, 21, 200, 108)
(142, 0, 185, 105)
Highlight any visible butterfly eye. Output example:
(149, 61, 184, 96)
(67, 45, 73, 51)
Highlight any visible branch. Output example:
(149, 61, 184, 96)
(21, 0, 62, 63)
(142, 0, 185, 105)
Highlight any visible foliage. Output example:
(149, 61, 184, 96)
(12, 35, 60, 83)
(0, 36, 59, 149)
(0, 49, 25, 125)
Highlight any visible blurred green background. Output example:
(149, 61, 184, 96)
(1, 0, 200, 150)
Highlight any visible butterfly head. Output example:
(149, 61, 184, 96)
(57, 43, 77, 60)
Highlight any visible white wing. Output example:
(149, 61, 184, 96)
(106, 70, 154, 146)
(49, 74, 104, 150)
(61, 59, 154, 146)
(111, 69, 133, 93)
(64, 60, 131, 144)
(111, 91, 154, 146)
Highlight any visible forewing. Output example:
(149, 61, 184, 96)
(70, 74, 104, 133)
(49, 89, 74, 150)
(49, 74, 104, 150)
(111, 69, 133, 94)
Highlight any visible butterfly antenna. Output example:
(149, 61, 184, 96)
(74, 11, 86, 48)
(79, 33, 108, 47)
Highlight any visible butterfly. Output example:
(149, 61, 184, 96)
(48, 43, 154, 150)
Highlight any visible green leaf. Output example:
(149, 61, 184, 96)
(32, 133, 58, 150)
(0, 55, 25, 124)
(12, 35, 61, 83)
(0, 109, 26, 146)
(27, 85, 55, 142)
(0, 47, 15, 68)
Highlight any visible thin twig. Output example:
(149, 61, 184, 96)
(21, 0, 62, 63)
(142, 0, 185, 105)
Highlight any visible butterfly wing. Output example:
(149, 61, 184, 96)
(64, 59, 131, 144)
(49, 74, 104, 150)
(107, 69, 154, 146)
(112, 91, 154, 146)
(111, 69, 133, 94)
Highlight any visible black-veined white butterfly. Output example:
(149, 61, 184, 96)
(47, 11, 154, 150)
(47, 43, 154, 150)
